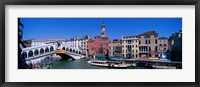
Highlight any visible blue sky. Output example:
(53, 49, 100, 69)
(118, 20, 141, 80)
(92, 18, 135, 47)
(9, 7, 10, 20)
(20, 18, 182, 40)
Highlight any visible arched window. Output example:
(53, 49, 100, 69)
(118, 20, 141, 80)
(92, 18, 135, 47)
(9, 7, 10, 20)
(40, 48, 44, 54)
(155, 39, 158, 44)
(149, 47, 151, 51)
(34, 49, 39, 56)
(28, 51, 33, 57)
(145, 40, 148, 44)
(155, 46, 158, 51)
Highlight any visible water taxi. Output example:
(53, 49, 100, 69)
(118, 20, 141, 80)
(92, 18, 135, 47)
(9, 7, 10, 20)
(89, 60, 109, 67)
(107, 61, 128, 68)
(88, 60, 129, 68)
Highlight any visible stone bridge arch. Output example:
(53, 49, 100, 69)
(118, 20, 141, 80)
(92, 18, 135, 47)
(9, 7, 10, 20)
(22, 52, 27, 59)
(50, 46, 54, 52)
(62, 47, 65, 50)
(34, 49, 39, 56)
(28, 50, 33, 57)
(40, 48, 44, 54)
(45, 47, 49, 53)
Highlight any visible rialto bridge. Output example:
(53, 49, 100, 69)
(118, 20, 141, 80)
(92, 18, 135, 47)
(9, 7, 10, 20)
(21, 42, 86, 64)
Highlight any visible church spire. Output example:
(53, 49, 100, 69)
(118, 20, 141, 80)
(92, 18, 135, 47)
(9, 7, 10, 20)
(102, 21, 105, 27)
(101, 21, 106, 37)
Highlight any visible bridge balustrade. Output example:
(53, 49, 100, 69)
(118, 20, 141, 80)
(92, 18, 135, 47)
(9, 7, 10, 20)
(21, 45, 56, 59)
(21, 44, 85, 61)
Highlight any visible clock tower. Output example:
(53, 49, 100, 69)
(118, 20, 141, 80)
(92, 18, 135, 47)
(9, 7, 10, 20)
(101, 21, 106, 37)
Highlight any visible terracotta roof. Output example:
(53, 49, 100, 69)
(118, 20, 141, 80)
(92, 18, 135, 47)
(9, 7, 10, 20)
(94, 36, 101, 38)
(69, 35, 90, 40)
(88, 39, 94, 42)
(94, 36, 109, 39)
(113, 39, 121, 41)
(158, 37, 168, 40)
(138, 31, 157, 36)
(109, 39, 122, 43)
(123, 35, 136, 39)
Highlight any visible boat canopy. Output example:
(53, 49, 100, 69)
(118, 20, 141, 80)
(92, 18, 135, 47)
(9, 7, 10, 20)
(96, 54, 106, 60)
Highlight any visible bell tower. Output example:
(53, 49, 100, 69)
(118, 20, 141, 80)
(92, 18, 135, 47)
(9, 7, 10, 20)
(101, 21, 106, 37)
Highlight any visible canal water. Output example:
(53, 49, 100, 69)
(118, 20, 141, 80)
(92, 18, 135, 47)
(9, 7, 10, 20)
(50, 58, 147, 69)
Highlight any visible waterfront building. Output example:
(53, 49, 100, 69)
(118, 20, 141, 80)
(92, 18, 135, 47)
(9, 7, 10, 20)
(138, 31, 159, 59)
(108, 39, 122, 57)
(168, 30, 182, 61)
(158, 37, 169, 59)
(122, 35, 139, 58)
(87, 36, 110, 55)
(31, 38, 65, 47)
(87, 22, 110, 55)
(65, 35, 91, 54)
(23, 39, 32, 47)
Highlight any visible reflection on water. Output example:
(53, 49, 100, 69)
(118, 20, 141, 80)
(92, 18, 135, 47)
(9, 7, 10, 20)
(51, 59, 147, 69)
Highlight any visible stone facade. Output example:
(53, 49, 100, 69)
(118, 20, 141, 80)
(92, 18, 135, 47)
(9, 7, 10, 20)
(108, 39, 122, 57)
(87, 22, 110, 55)
(122, 35, 139, 58)
(23, 39, 32, 47)
(87, 36, 109, 55)
(31, 38, 65, 47)
(169, 30, 182, 61)
(158, 37, 168, 52)
(158, 37, 169, 58)
(65, 35, 91, 53)
(138, 31, 159, 59)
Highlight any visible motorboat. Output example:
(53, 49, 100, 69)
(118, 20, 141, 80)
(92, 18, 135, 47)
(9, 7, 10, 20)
(89, 60, 109, 67)
(107, 61, 128, 68)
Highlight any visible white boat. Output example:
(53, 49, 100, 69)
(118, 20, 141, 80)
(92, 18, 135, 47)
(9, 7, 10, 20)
(109, 63, 128, 68)
(90, 60, 109, 67)
(87, 61, 92, 64)
(126, 63, 137, 67)
(108, 61, 128, 68)
(88, 60, 129, 68)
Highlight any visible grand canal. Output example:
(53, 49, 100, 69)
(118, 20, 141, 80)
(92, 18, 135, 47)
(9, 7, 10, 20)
(50, 58, 147, 69)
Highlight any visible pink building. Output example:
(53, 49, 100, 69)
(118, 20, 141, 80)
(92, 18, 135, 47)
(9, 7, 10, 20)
(87, 36, 109, 55)
(87, 22, 110, 55)
(109, 39, 122, 57)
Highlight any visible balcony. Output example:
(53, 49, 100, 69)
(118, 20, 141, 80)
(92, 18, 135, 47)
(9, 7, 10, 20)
(139, 51, 148, 53)
(126, 51, 132, 54)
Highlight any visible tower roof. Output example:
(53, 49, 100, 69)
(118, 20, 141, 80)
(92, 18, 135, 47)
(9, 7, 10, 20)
(158, 37, 168, 40)
(101, 21, 105, 27)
